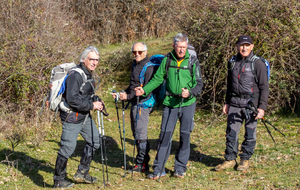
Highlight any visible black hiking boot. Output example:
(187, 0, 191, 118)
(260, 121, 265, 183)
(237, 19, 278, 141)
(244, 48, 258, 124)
(53, 180, 74, 188)
(73, 171, 97, 184)
(128, 165, 143, 173)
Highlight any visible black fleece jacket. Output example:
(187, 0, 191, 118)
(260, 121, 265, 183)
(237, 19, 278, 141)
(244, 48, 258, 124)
(60, 63, 96, 123)
(125, 56, 154, 104)
(225, 51, 269, 110)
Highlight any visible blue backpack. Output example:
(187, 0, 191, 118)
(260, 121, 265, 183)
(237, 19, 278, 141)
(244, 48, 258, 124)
(137, 54, 166, 108)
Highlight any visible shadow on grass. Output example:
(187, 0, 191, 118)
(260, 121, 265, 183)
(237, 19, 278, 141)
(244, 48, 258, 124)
(0, 148, 53, 188)
(124, 138, 223, 171)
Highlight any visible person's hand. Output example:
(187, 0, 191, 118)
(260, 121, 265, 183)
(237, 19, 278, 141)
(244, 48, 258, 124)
(112, 93, 117, 100)
(181, 88, 189, 98)
(223, 104, 230, 114)
(119, 92, 127, 100)
(255, 108, 265, 120)
(135, 87, 144, 96)
(93, 101, 103, 111)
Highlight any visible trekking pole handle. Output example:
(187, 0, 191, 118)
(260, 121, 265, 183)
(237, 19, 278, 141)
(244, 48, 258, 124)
(112, 90, 120, 102)
(120, 90, 126, 108)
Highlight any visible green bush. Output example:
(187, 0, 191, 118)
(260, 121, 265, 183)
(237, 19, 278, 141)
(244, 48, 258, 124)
(180, 0, 300, 113)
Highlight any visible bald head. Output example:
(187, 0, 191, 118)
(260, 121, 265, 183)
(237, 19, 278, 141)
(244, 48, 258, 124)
(132, 42, 147, 63)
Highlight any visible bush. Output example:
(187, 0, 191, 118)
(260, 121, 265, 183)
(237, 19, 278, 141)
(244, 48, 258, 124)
(0, 0, 94, 147)
(69, 0, 179, 44)
(179, 0, 300, 113)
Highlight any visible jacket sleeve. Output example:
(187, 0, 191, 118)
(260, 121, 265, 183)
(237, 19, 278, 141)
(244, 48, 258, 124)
(190, 59, 203, 97)
(143, 57, 167, 96)
(65, 72, 94, 112)
(225, 61, 232, 104)
(255, 59, 269, 110)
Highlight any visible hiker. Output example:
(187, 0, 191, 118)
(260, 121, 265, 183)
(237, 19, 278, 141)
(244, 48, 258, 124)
(135, 33, 203, 179)
(53, 46, 103, 188)
(111, 42, 154, 174)
(215, 35, 269, 172)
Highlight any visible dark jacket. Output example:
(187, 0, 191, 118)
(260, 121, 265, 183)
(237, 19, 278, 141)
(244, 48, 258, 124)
(225, 51, 269, 110)
(125, 56, 154, 104)
(60, 63, 96, 123)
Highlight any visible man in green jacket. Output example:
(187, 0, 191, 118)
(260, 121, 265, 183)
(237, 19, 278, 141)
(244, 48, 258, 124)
(135, 33, 203, 179)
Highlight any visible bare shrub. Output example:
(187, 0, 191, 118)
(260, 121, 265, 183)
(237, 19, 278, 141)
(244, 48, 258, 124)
(69, 0, 180, 44)
(179, 0, 300, 113)
(0, 0, 95, 148)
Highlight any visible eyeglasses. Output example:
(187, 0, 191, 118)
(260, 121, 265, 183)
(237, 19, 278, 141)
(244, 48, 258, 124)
(88, 57, 99, 62)
(132, 51, 144, 55)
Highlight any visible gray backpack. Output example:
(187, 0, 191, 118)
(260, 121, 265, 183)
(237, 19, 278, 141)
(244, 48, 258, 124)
(47, 62, 87, 112)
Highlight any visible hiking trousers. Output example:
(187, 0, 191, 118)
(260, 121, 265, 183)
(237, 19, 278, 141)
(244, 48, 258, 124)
(153, 102, 196, 173)
(130, 105, 152, 166)
(58, 115, 100, 159)
(224, 106, 257, 161)
(130, 105, 152, 140)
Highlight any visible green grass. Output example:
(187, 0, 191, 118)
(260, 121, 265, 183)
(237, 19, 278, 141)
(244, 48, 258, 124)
(1, 33, 300, 189)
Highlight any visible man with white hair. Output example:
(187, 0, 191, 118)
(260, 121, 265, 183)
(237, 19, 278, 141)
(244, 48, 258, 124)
(135, 33, 203, 179)
(53, 46, 103, 188)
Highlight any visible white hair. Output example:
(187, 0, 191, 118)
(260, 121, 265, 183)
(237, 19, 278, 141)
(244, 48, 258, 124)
(174, 33, 189, 45)
(131, 42, 147, 51)
(80, 46, 100, 62)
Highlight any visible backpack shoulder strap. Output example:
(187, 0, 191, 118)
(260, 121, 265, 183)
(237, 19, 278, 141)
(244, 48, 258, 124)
(139, 62, 157, 86)
(71, 67, 93, 94)
(188, 54, 197, 76)
(250, 55, 260, 83)
(165, 53, 172, 79)
(228, 55, 237, 71)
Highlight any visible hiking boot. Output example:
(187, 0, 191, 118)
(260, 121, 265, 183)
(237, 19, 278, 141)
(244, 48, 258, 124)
(174, 170, 186, 178)
(53, 180, 74, 188)
(73, 171, 97, 184)
(237, 159, 250, 171)
(147, 172, 166, 180)
(128, 165, 142, 173)
(214, 160, 236, 171)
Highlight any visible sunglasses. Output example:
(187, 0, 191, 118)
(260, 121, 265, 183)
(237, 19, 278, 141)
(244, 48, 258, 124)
(132, 51, 144, 55)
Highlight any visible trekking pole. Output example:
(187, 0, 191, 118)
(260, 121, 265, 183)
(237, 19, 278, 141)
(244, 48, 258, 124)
(158, 87, 186, 182)
(120, 90, 127, 177)
(97, 105, 106, 188)
(132, 94, 140, 178)
(112, 90, 123, 150)
(101, 110, 109, 185)
(247, 103, 286, 144)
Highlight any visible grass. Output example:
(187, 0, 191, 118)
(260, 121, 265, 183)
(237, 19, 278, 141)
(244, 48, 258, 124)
(1, 33, 300, 189)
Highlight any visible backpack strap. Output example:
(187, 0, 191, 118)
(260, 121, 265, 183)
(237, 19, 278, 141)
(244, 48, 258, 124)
(165, 53, 195, 78)
(228, 55, 237, 71)
(250, 55, 260, 83)
(71, 67, 95, 94)
(139, 62, 159, 86)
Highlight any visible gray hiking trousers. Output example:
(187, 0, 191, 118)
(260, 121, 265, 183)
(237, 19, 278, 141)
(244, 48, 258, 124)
(153, 102, 196, 173)
(58, 115, 100, 158)
(225, 106, 257, 161)
(130, 105, 152, 140)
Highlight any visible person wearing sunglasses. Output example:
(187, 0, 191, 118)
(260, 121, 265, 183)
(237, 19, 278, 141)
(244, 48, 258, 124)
(112, 42, 155, 174)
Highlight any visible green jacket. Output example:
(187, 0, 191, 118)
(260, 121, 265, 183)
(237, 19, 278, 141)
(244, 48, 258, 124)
(143, 49, 203, 108)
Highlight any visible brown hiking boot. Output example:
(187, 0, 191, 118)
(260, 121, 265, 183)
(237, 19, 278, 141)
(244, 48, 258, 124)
(237, 160, 250, 171)
(215, 160, 236, 171)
